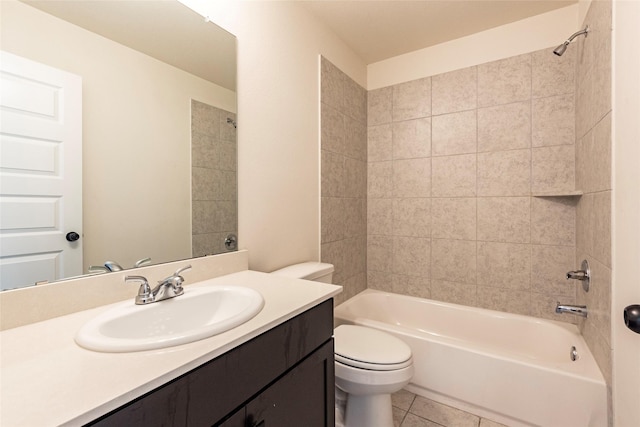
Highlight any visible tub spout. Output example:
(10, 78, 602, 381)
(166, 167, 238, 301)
(555, 303, 588, 317)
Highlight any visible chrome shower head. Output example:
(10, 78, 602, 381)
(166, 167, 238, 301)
(553, 25, 589, 56)
(553, 41, 570, 56)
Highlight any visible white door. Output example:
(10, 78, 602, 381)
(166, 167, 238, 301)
(612, 1, 640, 425)
(0, 51, 82, 290)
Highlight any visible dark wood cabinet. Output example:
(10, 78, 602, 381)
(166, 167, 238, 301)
(87, 299, 335, 427)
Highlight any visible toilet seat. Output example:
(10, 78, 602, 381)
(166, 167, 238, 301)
(334, 325, 412, 371)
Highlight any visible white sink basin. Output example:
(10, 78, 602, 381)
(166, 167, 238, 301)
(75, 285, 264, 352)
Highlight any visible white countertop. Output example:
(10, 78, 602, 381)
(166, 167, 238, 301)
(0, 270, 342, 426)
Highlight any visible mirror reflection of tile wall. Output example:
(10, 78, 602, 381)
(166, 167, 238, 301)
(191, 100, 238, 256)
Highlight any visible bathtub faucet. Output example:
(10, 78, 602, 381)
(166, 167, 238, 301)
(555, 303, 588, 318)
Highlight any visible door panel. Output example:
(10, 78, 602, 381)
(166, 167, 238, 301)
(0, 51, 82, 290)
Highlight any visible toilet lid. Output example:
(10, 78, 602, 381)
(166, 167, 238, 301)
(334, 325, 412, 371)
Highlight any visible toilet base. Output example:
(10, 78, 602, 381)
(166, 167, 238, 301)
(344, 393, 393, 427)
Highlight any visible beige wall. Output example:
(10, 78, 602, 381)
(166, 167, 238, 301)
(366, 48, 580, 323)
(207, 1, 367, 273)
(1, 1, 235, 272)
(320, 58, 368, 305)
(191, 101, 238, 257)
(573, 0, 613, 422)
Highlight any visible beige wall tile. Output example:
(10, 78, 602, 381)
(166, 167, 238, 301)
(575, 130, 592, 192)
(531, 197, 576, 246)
(393, 158, 431, 197)
(321, 150, 344, 197)
(410, 396, 480, 427)
(431, 280, 477, 306)
(532, 94, 575, 147)
(593, 191, 611, 267)
(531, 244, 576, 297)
(368, 161, 394, 198)
(576, 193, 594, 256)
(368, 86, 393, 126)
(192, 232, 223, 257)
(478, 101, 531, 152)
(393, 198, 431, 238)
(432, 110, 477, 156)
(192, 167, 221, 200)
(592, 113, 612, 192)
(431, 154, 477, 197)
(343, 235, 367, 277)
(531, 145, 575, 194)
(344, 74, 367, 124)
(477, 149, 531, 196)
(477, 197, 531, 243)
(368, 235, 393, 273)
(431, 239, 476, 284)
(368, 124, 392, 162)
(391, 274, 431, 299)
(477, 286, 531, 315)
(344, 157, 367, 198)
(582, 256, 612, 347)
(218, 200, 237, 230)
(344, 198, 367, 238)
(393, 77, 431, 121)
(432, 66, 477, 115)
(393, 118, 431, 159)
(531, 46, 575, 99)
(432, 198, 476, 240)
(192, 200, 219, 234)
(393, 236, 431, 278)
(191, 100, 221, 137)
(368, 198, 394, 236)
(477, 242, 531, 290)
(345, 115, 368, 161)
(321, 197, 345, 243)
(321, 57, 344, 111)
(367, 270, 393, 293)
(321, 102, 345, 154)
(478, 54, 531, 107)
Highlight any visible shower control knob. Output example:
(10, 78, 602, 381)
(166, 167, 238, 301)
(624, 304, 640, 334)
(66, 231, 80, 242)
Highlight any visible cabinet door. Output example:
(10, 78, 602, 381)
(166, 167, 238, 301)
(245, 340, 334, 427)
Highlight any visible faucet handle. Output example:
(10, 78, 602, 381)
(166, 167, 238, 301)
(134, 257, 152, 268)
(125, 275, 153, 305)
(174, 265, 192, 276)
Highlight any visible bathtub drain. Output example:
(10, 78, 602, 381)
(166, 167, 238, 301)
(570, 346, 579, 361)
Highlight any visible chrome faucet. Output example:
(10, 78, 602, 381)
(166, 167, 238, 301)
(555, 303, 588, 318)
(125, 265, 191, 305)
(566, 259, 590, 292)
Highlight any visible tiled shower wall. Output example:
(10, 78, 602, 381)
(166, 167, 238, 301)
(191, 100, 238, 257)
(574, 0, 613, 418)
(320, 58, 368, 306)
(366, 47, 581, 324)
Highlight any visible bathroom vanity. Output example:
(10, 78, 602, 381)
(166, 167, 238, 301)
(90, 300, 334, 426)
(0, 270, 341, 426)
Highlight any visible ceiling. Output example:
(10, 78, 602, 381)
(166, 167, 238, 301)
(300, 0, 576, 63)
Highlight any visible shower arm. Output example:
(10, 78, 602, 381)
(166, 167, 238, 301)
(564, 26, 589, 44)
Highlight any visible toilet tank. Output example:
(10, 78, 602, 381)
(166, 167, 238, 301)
(271, 262, 335, 283)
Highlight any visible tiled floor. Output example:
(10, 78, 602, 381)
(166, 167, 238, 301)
(392, 389, 510, 427)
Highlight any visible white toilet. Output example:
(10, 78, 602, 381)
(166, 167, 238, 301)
(271, 262, 414, 427)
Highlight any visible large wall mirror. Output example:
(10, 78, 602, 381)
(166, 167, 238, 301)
(0, 0, 237, 290)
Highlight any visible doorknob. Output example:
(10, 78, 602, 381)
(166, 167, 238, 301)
(66, 231, 80, 242)
(623, 305, 640, 334)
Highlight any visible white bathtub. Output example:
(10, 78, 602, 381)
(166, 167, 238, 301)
(334, 289, 607, 427)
